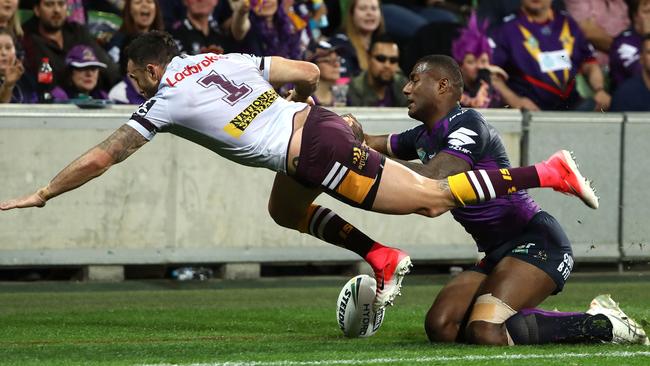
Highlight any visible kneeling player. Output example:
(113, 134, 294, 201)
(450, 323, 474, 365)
(360, 54, 648, 345)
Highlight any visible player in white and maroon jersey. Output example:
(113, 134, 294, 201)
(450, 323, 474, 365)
(1, 31, 599, 312)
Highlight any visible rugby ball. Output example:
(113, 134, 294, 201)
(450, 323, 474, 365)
(336, 274, 385, 338)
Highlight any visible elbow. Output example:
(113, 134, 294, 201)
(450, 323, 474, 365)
(87, 148, 116, 174)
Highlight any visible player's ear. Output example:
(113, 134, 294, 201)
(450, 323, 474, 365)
(145, 64, 159, 80)
(438, 77, 450, 94)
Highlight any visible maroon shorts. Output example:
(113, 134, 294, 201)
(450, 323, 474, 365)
(294, 106, 385, 209)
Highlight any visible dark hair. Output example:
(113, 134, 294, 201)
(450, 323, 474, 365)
(368, 33, 397, 54)
(415, 54, 464, 97)
(120, 0, 165, 34)
(125, 30, 179, 67)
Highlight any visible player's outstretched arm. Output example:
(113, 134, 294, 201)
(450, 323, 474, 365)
(0, 124, 148, 211)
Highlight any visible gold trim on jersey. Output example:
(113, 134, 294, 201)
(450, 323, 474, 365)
(224, 89, 279, 138)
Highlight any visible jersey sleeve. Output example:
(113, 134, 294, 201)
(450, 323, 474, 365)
(442, 111, 489, 167)
(230, 53, 272, 81)
(126, 97, 171, 140)
(388, 127, 421, 161)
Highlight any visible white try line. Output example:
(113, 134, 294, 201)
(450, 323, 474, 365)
(139, 351, 650, 366)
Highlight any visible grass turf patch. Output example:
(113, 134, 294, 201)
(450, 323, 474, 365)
(0, 274, 649, 366)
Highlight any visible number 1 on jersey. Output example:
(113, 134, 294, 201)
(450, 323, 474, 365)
(198, 70, 252, 105)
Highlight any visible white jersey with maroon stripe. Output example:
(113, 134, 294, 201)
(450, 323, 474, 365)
(127, 53, 307, 173)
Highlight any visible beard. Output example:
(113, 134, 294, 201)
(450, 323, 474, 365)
(372, 73, 394, 87)
(41, 19, 64, 33)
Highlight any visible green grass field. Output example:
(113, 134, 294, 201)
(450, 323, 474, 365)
(1, 274, 649, 366)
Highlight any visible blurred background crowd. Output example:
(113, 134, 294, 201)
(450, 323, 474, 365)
(0, 0, 648, 111)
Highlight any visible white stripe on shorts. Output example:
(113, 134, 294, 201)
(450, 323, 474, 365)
(323, 162, 342, 187)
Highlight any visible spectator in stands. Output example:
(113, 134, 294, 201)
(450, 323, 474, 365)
(0, 28, 38, 103)
(105, 0, 163, 105)
(106, 0, 164, 70)
(170, 0, 231, 55)
(0, 0, 22, 38)
(451, 12, 503, 108)
(564, 0, 629, 67)
(330, 0, 385, 78)
(51, 44, 109, 102)
(347, 34, 407, 107)
(305, 39, 342, 106)
(229, 0, 304, 59)
(609, 0, 650, 89)
(611, 33, 650, 111)
(22, 0, 120, 92)
(490, 0, 610, 111)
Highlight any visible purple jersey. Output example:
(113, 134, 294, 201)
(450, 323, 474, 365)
(491, 10, 597, 110)
(609, 29, 642, 88)
(390, 107, 540, 252)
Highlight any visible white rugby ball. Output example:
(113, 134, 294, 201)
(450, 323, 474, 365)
(336, 274, 385, 338)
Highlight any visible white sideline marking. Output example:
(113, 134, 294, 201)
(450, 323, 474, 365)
(139, 351, 650, 366)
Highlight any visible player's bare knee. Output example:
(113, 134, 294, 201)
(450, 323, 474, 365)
(425, 309, 458, 343)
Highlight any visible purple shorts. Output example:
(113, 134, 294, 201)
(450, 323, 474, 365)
(294, 106, 385, 209)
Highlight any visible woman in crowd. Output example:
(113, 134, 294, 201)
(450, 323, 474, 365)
(305, 39, 343, 106)
(0, 28, 37, 103)
(105, 0, 163, 104)
(106, 0, 164, 68)
(52, 45, 109, 102)
(330, 0, 385, 78)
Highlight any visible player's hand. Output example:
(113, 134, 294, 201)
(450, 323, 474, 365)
(593, 89, 611, 112)
(340, 113, 365, 143)
(0, 190, 47, 211)
(286, 89, 315, 105)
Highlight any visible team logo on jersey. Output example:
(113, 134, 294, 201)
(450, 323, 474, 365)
(351, 146, 369, 170)
(224, 89, 278, 138)
(447, 127, 477, 154)
(135, 99, 156, 117)
(448, 127, 477, 146)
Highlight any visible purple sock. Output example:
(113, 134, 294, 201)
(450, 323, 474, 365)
(506, 309, 612, 344)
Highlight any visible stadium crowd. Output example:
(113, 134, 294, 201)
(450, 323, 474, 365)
(0, 0, 648, 111)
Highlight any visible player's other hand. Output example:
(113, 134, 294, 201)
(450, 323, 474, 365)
(0, 190, 47, 211)
(340, 113, 365, 143)
(286, 89, 315, 105)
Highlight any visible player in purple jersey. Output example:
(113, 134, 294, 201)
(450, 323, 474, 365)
(360, 54, 648, 345)
(490, 0, 611, 111)
(0, 31, 599, 315)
